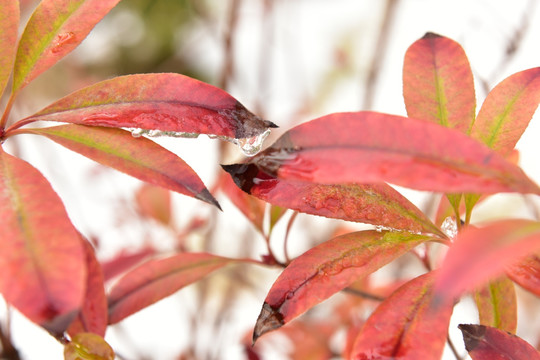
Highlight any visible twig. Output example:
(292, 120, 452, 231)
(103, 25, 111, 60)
(447, 335, 463, 360)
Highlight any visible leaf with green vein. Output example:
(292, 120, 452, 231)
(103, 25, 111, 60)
(12, 0, 121, 93)
(474, 276, 517, 334)
(0, 0, 19, 97)
(434, 219, 540, 304)
(222, 165, 446, 237)
(108, 253, 232, 323)
(22, 124, 220, 208)
(472, 67, 540, 156)
(403, 32, 476, 133)
(19, 73, 276, 139)
(350, 272, 454, 360)
(0, 148, 86, 330)
(252, 230, 433, 342)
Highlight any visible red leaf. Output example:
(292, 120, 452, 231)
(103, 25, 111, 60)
(108, 252, 231, 323)
(403, 32, 476, 133)
(473, 276, 517, 333)
(472, 68, 540, 156)
(0, 0, 19, 96)
(67, 237, 108, 337)
(64, 333, 115, 360)
(220, 172, 266, 233)
(24, 125, 220, 208)
(0, 148, 86, 330)
(12, 0, 121, 92)
(252, 231, 432, 342)
(135, 183, 172, 225)
(223, 112, 540, 195)
(434, 220, 540, 304)
(222, 166, 445, 237)
(350, 272, 454, 360)
(101, 246, 156, 281)
(20, 73, 276, 141)
(459, 324, 540, 360)
(506, 254, 540, 296)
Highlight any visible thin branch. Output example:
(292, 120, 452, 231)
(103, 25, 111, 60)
(342, 287, 386, 302)
(447, 335, 463, 360)
(219, 0, 242, 91)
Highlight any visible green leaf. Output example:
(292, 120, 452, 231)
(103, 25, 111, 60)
(13, 0, 121, 93)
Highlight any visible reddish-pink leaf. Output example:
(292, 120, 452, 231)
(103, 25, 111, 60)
(135, 183, 172, 225)
(350, 272, 454, 360)
(220, 172, 266, 233)
(253, 231, 432, 342)
(0, 0, 19, 96)
(473, 276, 517, 334)
(101, 246, 156, 282)
(434, 220, 540, 304)
(67, 237, 108, 337)
(222, 166, 445, 237)
(64, 333, 115, 360)
(223, 112, 540, 195)
(0, 148, 86, 330)
(20, 73, 276, 140)
(12, 0, 121, 93)
(403, 32, 476, 133)
(472, 68, 540, 157)
(506, 254, 540, 296)
(23, 125, 220, 208)
(108, 252, 231, 323)
(459, 324, 540, 360)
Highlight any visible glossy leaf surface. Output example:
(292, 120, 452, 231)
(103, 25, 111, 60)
(24, 125, 220, 208)
(506, 254, 540, 296)
(434, 220, 540, 304)
(68, 237, 107, 337)
(472, 68, 540, 156)
(350, 272, 454, 360)
(108, 253, 231, 323)
(22, 73, 275, 139)
(13, 0, 120, 93)
(0, 0, 19, 96)
(473, 276, 517, 333)
(403, 32, 475, 133)
(222, 167, 444, 237)
(459, 324, 540, 360)
(224, 112, 540, 195)
(0, 148, 85, 327)
(253, 231, 432, 342)
(64, 333, 115, 360)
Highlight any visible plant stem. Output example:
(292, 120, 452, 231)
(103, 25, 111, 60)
(0, 93, 16, 130)
(282, 211, 298, 264)
(447, 335, 463, 360)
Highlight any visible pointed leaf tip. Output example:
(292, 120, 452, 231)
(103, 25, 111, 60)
(221, 163, 269, 193)
(423, 32, 442, 39)
(253, 302, 285, 344)
(197, 188, 222, 211)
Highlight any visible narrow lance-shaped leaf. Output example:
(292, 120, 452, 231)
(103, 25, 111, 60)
(471, 68, 540, 157)
(222, 165, 445, 238)
(459, 324, 540, 360)
(0, 148, 86, 331)
(227, 111, 540, 195)
(0, 0, 19, 97)
(67, 236, 108, 337)
(350, 272, 454, 360)
(23, 125, 220, 208)
(253, 230, 433, 342)
(433, 220, 540, 304)
(473, 276, 517, 334)
(12, 0, 121, 93)
(403, 32, 476, 133)
(20, 73, 276, 143)
(505, 253, 540, 296)
(108, 253, 232, 323)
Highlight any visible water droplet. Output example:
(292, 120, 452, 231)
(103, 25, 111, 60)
(441, 216, 458, 239)
(124, 128, 200, 139)
(233, 129, 271, 156)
